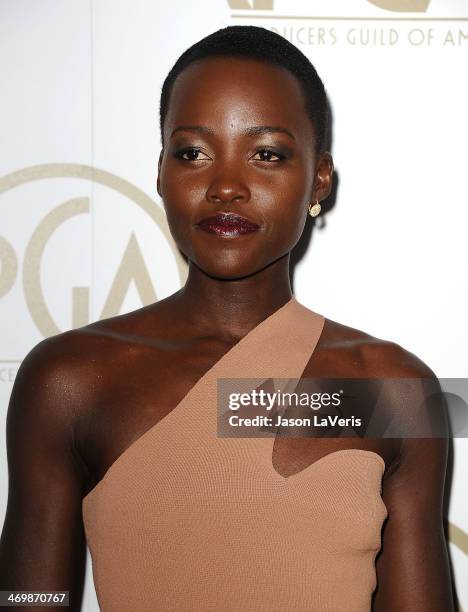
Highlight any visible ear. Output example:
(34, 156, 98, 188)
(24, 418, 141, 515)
(311, 152, 334, 202)
(156, 149, 164, 198)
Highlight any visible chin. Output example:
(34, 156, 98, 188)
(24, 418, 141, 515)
(193, 258, 265, 281)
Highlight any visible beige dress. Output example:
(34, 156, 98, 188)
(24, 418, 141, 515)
(82, 296, 387, 611)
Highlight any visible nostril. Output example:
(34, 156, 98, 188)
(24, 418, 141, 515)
(206, 176, 250, 205)
(206, 190, 249, 205)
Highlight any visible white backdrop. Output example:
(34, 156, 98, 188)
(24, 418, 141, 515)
(1, 1, 467, 609)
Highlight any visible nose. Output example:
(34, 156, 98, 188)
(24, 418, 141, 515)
(205, 168, 250, 206)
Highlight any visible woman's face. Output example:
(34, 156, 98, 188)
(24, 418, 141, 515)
(158, 56, 333, 279)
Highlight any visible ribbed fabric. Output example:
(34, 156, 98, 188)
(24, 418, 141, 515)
(82, 297, 387, 611)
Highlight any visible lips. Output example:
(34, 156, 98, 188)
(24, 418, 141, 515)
(196, 212, 260, 237)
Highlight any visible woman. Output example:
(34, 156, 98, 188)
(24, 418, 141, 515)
(0, 25, 454, 611)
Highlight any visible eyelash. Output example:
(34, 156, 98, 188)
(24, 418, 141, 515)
(174, 147, 287, 162)
(254, 149, 287, 162)
(174, 148, 205, 162)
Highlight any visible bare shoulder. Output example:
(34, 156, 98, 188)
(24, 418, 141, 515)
(8, 329, 103, 453)
(318, 315, 437, 379)
(10, 301, 168, 424)
(11, 293, 189, 440)
(21, 297, 172, 381)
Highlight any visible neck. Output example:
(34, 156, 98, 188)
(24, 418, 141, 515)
(173, 254, 293, 342)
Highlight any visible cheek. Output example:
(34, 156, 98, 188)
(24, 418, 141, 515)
(161, 168, 203, 215)
(260, 177, 309, 248)
(159, 164, 205, 250)
(270, 204, 308, 252)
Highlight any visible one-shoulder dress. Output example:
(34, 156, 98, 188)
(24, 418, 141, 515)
(82, 296, 387, 611)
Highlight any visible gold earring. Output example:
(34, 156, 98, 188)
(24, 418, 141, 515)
(308, 200, 321, 217)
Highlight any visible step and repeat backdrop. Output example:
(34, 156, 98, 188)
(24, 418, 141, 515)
(1, 1, 467, 609)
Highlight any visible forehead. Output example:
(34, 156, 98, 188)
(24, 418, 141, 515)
(164, 56, 315, 144)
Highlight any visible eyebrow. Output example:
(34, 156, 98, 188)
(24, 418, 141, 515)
(170, 125, 296, 141)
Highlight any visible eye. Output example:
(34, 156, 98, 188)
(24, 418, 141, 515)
(174, 148, 211, 162)
(251, 149, 286, 162)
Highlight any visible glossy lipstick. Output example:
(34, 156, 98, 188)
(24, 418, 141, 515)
(196, 212, 260, 237)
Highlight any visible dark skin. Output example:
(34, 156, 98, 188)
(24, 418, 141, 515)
(0, 56, 453, 611)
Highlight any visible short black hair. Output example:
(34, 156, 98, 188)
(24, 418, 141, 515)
(159, 25, 329, 157)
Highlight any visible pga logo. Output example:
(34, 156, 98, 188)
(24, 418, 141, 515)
(0, 164, 187, 338)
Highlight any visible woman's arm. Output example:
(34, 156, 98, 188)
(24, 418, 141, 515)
(0, 337, 88, 612)
(372, 369, 455, 611)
